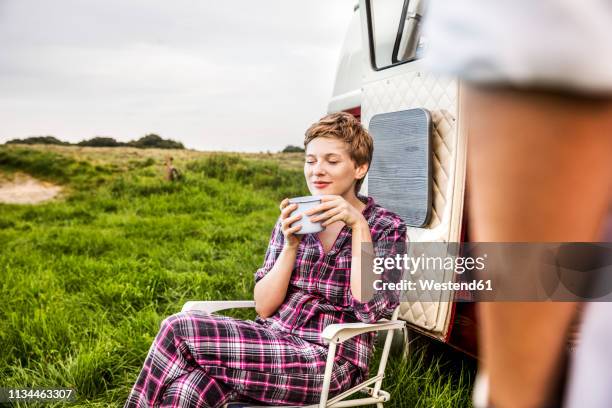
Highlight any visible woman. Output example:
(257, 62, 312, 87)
(125, 112, 407, 407)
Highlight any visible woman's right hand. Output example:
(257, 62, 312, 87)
(279, 198, 303, 249)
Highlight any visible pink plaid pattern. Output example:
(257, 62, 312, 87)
(125, 195, 406, 407)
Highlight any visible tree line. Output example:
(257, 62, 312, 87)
(4, 135, 307, 153)
(5, 134, 184, 149)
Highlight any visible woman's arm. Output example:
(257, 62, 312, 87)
(253, 198, 303, 318)
(349, 218, 374, 303)
(347, 215, 406, 323)
(253, 244, 298, 318)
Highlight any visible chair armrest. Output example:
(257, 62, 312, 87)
(321, 320, 406, 344)
(181, 300, 255, 314)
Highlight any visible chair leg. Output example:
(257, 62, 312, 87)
(373, 327, 398, 396)
(402, 326, 410, 358)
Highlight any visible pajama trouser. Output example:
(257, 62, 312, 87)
(124, 311, 363, 408)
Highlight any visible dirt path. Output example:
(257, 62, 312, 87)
(0, 173, 62, 204)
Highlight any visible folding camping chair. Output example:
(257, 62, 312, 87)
(181, 301, 406, 408)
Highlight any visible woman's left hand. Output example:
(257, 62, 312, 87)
(305, 195, 366, 229)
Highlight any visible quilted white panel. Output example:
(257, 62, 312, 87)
(362, 71, 466, 337)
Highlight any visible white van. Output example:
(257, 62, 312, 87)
(328, 0, 476, 357)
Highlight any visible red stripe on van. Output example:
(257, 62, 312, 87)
(343, 106, 361, 120)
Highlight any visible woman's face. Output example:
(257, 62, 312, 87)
(304, 137, 367, 197)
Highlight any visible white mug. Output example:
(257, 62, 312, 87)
(288, 195, 325, 235)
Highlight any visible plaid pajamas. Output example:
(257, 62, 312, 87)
(125, 195, 407, 407)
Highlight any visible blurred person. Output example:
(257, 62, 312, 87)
(423, 1, 612, 407)
(124, 113, 406, 407)
(164, 156, 181, 182)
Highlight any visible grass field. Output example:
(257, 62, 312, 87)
(0, 145, 474, 407)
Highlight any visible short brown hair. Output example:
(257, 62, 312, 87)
(304, 112, 373, 194)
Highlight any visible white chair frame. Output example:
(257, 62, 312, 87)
(181, 301, 406, 408)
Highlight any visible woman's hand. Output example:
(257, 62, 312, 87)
(279, 198, 303, 249)
(306, 195, 367, 229)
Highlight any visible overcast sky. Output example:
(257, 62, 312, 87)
(0, 0, 355, 152)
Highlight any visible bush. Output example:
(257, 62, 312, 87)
(77, 137, 124, 147)
(281, 145, 304, 153)
(5, 136, 69, 145)
(128, 134, 184, 149)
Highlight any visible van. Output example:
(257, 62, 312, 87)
(328, 0, 477, 357)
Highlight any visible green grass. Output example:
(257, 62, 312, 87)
(0, 145, 474, 407)
(371, 334, 475, 407)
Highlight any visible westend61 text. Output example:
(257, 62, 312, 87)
(373, 279, 493, 292)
